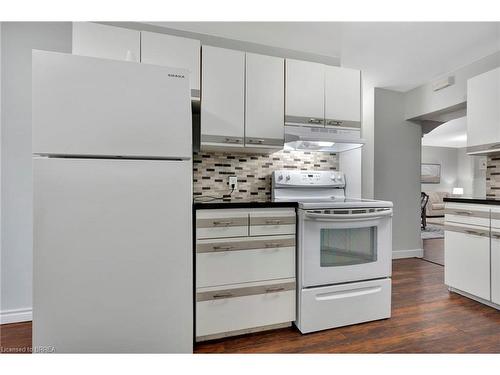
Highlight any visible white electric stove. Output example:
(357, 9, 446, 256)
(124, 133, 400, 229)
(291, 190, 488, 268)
(272, 170, 393, 333)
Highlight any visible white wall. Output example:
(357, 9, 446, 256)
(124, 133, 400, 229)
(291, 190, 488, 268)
(361, 82, 375, 198)
(405, 51, 500, 120)
(1, 22, 72, 324)
(420, 146, 485, 198)
(472, 155, 487, 198)
(421, 146, 459, 194)
(374, 88, 422, 259)
(340, 147, 362, 198)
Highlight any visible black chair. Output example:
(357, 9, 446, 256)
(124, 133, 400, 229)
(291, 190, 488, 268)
(421, 192, 429, 230)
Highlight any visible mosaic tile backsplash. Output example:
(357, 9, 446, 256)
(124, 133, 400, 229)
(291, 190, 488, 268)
(487, 153, 500, 198)
(193, 150, 339, 201)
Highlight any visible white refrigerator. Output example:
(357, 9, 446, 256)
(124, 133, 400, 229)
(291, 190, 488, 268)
(32, 50, 193, 353)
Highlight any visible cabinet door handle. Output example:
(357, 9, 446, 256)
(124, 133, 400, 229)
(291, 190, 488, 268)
(212, 220, 233, 226)
(308, 118, 322, 124)
(264, 242, 282, 248)
(212, 245, 234, 251)
(212, 293, 233, 299)
(265, 287, 285, 293)
(248, 139, 265, 144)
(465, 230, 482, 236)
(224, 138, 241, 144)
(327, 120, 342, 126)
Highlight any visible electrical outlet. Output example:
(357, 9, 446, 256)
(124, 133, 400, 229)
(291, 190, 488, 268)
(229, 176, 238, 190)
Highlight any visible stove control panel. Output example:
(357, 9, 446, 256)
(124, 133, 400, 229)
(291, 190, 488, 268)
(273, 170, 345, 187)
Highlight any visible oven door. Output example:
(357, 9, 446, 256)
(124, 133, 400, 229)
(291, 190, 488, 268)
(299, 208, 392, 287)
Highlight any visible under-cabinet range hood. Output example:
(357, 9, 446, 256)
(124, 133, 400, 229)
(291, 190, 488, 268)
(284, 125, 365, 153)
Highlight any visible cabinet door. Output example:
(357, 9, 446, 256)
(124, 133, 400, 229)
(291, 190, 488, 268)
(72, 22, 140, 62)
(141, 31, 201, 97)
(444, 228, 490, 300)
(467, 68, 500, 149)
(245, 53, 285, 148)
(285, 59, 325, 126)
(325, 66, 361, 128)
(201, 46, 245, 147)
(492, 234, 500, 304)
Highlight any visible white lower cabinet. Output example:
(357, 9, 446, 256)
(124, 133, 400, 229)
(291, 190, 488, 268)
(195, 207, 296, 341)
(492, 233, 500, 305)
(444, 227, 490, 300)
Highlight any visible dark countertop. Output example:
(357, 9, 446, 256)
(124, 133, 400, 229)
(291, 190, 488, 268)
(443, 197, 500, 205)
(193, 200, 298, 210)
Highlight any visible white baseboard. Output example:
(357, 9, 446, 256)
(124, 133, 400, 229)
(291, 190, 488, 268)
(0, 308, 32, 324)
(392, 248, 423, 259)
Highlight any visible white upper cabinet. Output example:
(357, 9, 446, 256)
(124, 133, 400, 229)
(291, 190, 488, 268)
(467, 67, 500, 153)
(285, 59, 325, 126)
(140, 31, 201, 97)
(72, 22, 140, 62)
(245, 53, 285, 148)
(201, 46, 245, 147)
(325, 66, 361, 128)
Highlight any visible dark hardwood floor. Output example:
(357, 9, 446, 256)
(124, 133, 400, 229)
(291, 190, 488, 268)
(1, 259, 499, 354)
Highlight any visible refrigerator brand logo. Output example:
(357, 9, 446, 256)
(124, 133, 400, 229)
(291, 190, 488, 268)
(168, 73, 185, 79)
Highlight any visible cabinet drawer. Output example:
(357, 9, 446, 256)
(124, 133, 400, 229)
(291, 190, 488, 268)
(249, 209, 296, 236)
(444, 203, 490, 227)
(196, 210, 248, 239)
(196, 281, 295, 339)
(196, 236, 295, 287)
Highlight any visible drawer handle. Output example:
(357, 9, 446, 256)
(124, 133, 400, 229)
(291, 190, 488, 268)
(453, 211, 471, 216)
(265, 219, 282, 225)
(264, 242, 282, 248)
(465, 230, 483, 236)
(489, 144, 500, 149)
(308, 118, 322, 124)
(212, 220, 233, 226)
(212, 293, 233, 299)
(212, 245, 234, 251)
(265, 287, 285, 293)
(492, 234, 500, 239)
(224, 138, 241, 144)
(248, 139, 265, 144)
(327, 120, 342, 126)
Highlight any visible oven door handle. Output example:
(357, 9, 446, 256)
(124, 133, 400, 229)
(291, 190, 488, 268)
(304, 210, 392, 221)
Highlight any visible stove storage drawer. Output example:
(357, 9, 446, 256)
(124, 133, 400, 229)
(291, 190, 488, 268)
(196, 209, 249, 239)
(249, 208, 296, 236)
(196, 279, 295, 340)
(196, 235, 296, 287)
(297, 278, 391, 334)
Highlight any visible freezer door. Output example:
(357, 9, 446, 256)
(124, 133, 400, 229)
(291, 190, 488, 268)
(33, 158, 192, 353)
(32, 50, 191, 159)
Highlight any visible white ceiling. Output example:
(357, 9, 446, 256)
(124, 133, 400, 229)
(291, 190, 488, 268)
(150, 22, 343, 59)
(422, 117, 467, 148)
(151, 22, 500, 91)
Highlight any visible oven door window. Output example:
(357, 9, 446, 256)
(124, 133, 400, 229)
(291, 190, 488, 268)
(320, 227, 377, 267)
